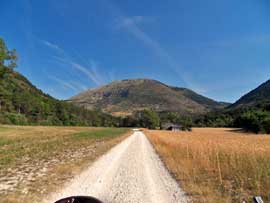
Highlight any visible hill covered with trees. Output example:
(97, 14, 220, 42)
(230, 80, 270, 109)
(0, 38, 118, 126)
(185, 77, 270, 134)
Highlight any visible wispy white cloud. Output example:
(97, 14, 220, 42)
(106, 1, 191, 87)
(41, 39, 104, 86)
(114, 15, 175, 67)
(49, 75, 78, 91)
(70, 81, 88, 91)
(70, 61, 103, 86)
(114, 16, 154, 28)
(52, 55, 103, 86)
(41, 40, 64, 53)
(123, 24, 178, 71)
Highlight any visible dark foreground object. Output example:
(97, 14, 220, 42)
(55, 196, 103, 203)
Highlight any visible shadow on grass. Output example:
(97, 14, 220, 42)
(225, 128, 262, 135)
(226, 128, 245, 133)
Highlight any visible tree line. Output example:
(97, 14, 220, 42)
(121, 109, 192, 130)
(194, 102, 270, 134)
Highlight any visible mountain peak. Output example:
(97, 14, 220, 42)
(70, 78, 225, 116)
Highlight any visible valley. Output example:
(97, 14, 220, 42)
(0, 36, 270, 203)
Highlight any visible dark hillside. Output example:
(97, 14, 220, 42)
(195, 80, 270, 133)
(0, 66, 117, 126)
(230, 80, 270, 109)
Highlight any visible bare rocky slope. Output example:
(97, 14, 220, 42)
(70, 79, 227, 116)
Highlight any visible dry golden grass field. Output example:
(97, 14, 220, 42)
(0, 125, 130, 203)
(146, 128, 270, 203)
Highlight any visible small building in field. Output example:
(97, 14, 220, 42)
(167, 125, 181, 131)
(161, 123, 182, 131)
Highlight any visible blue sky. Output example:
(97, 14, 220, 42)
(0, 0, 269, 102)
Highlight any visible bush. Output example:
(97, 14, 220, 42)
(0, 112, 28, 125)
(235, 110, 270, 134)
(261, 116, 270, 134)
(135, 109, 160, 129)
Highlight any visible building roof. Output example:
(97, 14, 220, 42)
(161, 123, 181, 129)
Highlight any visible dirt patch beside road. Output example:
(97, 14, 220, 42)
(0, 126, 129, 203)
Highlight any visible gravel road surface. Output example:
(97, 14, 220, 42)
(45, 131, 188, 203)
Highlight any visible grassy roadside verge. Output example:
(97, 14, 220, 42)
(0, 125, 130, 203)
(146, 128, 270, 203)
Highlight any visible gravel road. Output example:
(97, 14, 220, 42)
(45, 131, 188, 203)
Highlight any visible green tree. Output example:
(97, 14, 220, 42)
(0, 38, 7, 66)
(136, 109, 160, 129)
(0, 38, 17, 69)
(262, 116, 270, 134)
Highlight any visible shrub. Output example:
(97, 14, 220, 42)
(0, 112, 28, 125)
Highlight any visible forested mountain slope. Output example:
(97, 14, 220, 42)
(0, 66, 118, 126)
